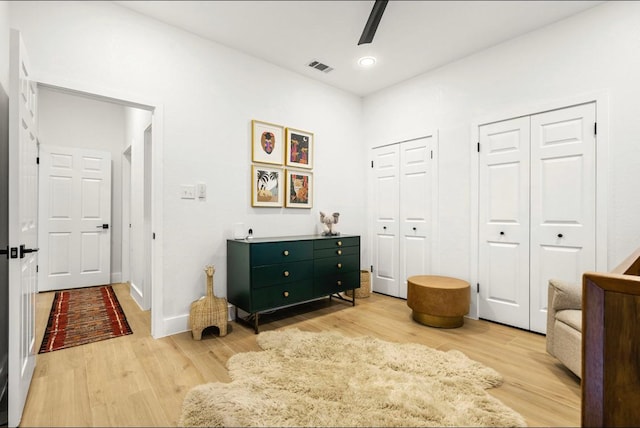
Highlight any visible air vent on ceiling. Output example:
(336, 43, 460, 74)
(308, 60, 334, 74)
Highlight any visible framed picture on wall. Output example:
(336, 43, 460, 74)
(285, 127, 313, 169)
(285, 169, 313, 208)
(251, 165, 284, 207)
(252, 120, 284, 165)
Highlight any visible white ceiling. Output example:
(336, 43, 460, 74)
(115, 0, 603, 97)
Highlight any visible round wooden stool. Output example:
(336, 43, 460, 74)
(407, 275, 470, 328)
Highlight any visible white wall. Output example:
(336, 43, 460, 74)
(37, 87, 127, 282)
(363, 1, 640, 317)
(9, 1, 365, 336)
(0, 1, 9, 90)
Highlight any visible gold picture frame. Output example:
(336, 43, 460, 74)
(285, 127, 313, 169)
(251, 165, 284, 207)
(252, 120, 284, 165)
(285, 169, 313, 209)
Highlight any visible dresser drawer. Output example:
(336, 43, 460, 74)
(314, 254, 359, 277)
(252, 280, 314, 311)
(313, 236, 359, 251)
(251, 241, 313, 266)
(314, 271, 360, 295)
(314, 245, 359, 259)
(251, 260, 313, 288)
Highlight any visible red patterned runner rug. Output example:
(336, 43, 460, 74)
(39, 285, 133, 353)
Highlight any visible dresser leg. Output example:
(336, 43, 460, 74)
(254, 312, 259, 334)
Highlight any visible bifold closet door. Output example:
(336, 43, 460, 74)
(372, 138, 434, 298)
(529, 102, 596, 333)
(398, 137, 433, 299)
(372, 145, 400, 296)
(478, 117, 531, 330)
(479, 102, 596, 332)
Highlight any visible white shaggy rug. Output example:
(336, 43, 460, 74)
(180, 328, 527, 427)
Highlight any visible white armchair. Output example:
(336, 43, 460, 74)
(546, 279, 582, 378)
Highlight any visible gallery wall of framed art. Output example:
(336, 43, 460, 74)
(251, 119, 314, 209)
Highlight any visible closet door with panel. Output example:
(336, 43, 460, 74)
(372, 145, 400, 296)
(478, 102, 596, 333)
(372, 136, 435, 298)
(529, 103, 596, 333)
(478, 117, 531, 330)
(398, 138, 433, 299)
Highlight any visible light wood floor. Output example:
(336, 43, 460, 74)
(21, 283, 580, 427)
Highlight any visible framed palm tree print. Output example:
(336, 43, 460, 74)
(251, 165, 284, 207)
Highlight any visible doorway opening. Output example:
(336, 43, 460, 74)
(35, 82, 163, 338)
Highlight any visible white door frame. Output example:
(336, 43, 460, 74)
(32, 76, 165, 338)
(469, 91, 609, 320)
(122, 145, 131, 286)
(143, 124, 153, 310)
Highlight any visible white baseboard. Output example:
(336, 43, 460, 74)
(110, 272, 122, 284)
(161, 304, 234, 337)
(163, 314, 190, 336)
(129, 281, 144, 310)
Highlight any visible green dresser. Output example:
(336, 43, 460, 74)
(227, 235, 361, 333)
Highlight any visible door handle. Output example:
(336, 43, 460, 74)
(96, 224, 109, 229)
(19, 244, 39, 258)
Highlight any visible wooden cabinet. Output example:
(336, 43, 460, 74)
(227, 235, 361, 333)
(582, 250, 640, 427)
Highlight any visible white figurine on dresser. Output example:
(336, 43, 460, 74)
(320, 211, 340, 236)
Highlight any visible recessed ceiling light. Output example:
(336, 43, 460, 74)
(358, 56, 377, 68)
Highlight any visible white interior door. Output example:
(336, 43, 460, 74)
(529, 103, 596, 333)
(478, 117, 531, 330)
(372, 145, 400, 296)
(8, 29, 37, 428)
(398, 137, 433, 299)
(38, 144, 112, 291)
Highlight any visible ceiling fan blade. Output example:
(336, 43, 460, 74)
(358, 0, 389, 46)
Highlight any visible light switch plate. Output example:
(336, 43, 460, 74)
(180, 185, 196, 199)
(197, 183, 206, 199)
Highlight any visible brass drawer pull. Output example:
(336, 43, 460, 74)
(283, 291, 289, 297)
(337, 280, 342, 286)
(337, 250, 342, 255)
(337, 263, 342, 269)
(283, 271, 290, 277)
(337, 241, 342, 247)
(283, 250, 289, 256)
